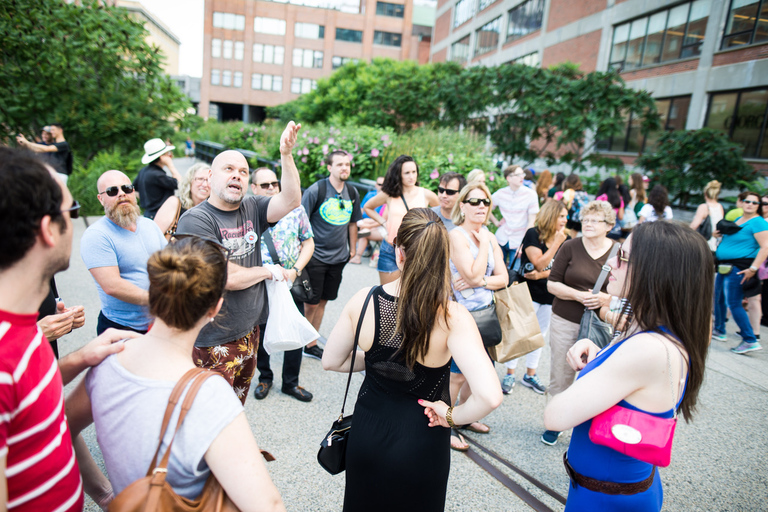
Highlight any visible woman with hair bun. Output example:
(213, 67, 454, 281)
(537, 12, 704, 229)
(690, 180, 724, 253)
(66, 237, 286, 511)
(323, 208, 502, 512)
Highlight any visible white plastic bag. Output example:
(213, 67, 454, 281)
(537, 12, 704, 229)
(263, 266, 319, 354)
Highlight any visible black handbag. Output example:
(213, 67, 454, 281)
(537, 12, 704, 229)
(317, 286, 376, 475)
(262, 230, 313, 303)
(577, 244, 619, 349)
(469, 300, 503, 347)
(695, 215, 712, 240)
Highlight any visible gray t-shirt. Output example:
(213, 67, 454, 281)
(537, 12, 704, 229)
(176, 196, 272, 346)
(85, 355, 242, 499)
(432, 206, 456, 232)
(301, 179, 362, 264)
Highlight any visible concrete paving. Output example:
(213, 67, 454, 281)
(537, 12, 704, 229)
(59, 158, 767, 511)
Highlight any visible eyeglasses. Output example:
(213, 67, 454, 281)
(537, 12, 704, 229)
(193, 177, 209, 184)
(170, 234, 231, 288)
(60, 200, 81, 219)
(99, 184, 135, 196)
(617, 247, 630, 269)
(510, 172, 525, 178)
(462, 198, 491, 207)
(743, 200, 760, 205)
(581, 218, 606, 225)
(257, 181, 280, 190)
(438, 186, 459, 196)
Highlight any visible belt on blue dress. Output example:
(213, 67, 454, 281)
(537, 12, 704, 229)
(563, 453, 655, 495)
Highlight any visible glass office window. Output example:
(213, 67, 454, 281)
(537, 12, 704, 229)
(234, 41, 244, 60)
(336, 28, 363, 43)
(478, 0, 495, 11)
(722, 0, 768, 48)
(211, 69, 220, 85)
(454, 0, 475, 28)
(293, 49, 324, 68)
(254, 44, 285, 64)
(233, 71, 243, 88)
(332, 56, 358, 69)
(706, 88, 768, 158)
(451, 35, 471, 63)
(223, 40, 233, 59)
(291, 78, 317, 94)
(252, 74, 283, 91)
(254, 17, 286, 35)
(600, 96, 691, 153)
(373, 31, 402, 47)
(296, 22, 325, 39)
(506, 0, 545, 43)
(511, 52, 540, 67)
(213, 12, 245, 30)
(211, 38, 222, 58)
(376, 2, 405, 17)
(475, 17, 502, 56)
(608, 0, 710, 71)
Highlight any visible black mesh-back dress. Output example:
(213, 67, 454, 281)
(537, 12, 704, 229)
(343, 286, 452, 512)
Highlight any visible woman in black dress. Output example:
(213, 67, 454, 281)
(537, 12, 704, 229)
(323, 208, 502, 512)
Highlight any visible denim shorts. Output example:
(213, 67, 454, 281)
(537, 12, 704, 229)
(377, 239, 399, 273)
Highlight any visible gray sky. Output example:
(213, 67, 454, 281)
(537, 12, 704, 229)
(141, 0, 436, 77)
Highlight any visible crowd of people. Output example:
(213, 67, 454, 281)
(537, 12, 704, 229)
(0, 121, 760, 512)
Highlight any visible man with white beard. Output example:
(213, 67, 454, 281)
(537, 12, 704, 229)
(81, 170, 167, 334)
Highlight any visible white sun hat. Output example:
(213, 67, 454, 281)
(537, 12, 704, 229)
(141, 138, 175, 165)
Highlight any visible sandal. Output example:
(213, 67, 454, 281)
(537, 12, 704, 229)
(450, 429, 469, 452)
(458, 422, 490, 434)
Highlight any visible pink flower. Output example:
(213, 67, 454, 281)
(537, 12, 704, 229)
(381, 134, 389, 141)
(322, 144, 329, 155)
(354, 143, 359, 151)
(384, 140, 391, 147)
(489, 175, 495, 181)
(240, 128, 244, 132)
(371, 148, 380, 157)
(448, 154, 453, 163)
(303, 147, 310, 155)
(351, 162, 355, 167)
(430, 169, 439, 179)
(301, 156, 307, 163)
(313, 137, 320, 144)
(328, 138, 335, 144)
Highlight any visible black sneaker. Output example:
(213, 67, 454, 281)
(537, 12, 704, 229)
(253, 381, 272, 400)
(303, 344, 324, 360)
(541, 430, 562, 446)
(282, 385, 313, 402)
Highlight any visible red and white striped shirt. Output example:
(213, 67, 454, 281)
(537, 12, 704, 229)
(0, 310, 83, 512)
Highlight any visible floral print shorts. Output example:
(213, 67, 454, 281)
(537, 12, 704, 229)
(193, 326, 259, 404)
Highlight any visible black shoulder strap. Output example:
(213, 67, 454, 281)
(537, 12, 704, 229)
(262, 230, 281, 266)
(340, 286, 377, 417)
(313, 178, 328, 216)
(591, 244, 620, 294)
(401, 195, 409, 211)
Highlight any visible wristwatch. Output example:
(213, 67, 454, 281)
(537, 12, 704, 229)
(292, 266, 302, 276)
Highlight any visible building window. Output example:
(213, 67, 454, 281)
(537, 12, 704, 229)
(223, 40, 233, 59)
(478, 0, 496, 11)
(454, 0, 475, 28)
(506, 0, 545, 43)
(233, 71, 243, 88)
(475, 16, 502, 56)
(253, 44, 285, 64)
(295, 22, 325, 39)
(211, 38, 222, 58)
(609, 0, 710, 72)
(254, 17, 286, 35)
(706, 88, 768, 158)
(293, 48, 324, 68)
(336, 28, 363, 43)
(213, 12, 245, 30)
(222, 70, 232, 87)
(251, 74, 283, 92)
(291, 77, 318, 94)
(211, 69, 220, 85)
(376, 1, 405, 17)
(451, 35, 471, 63)
(722, 0, 768, 49)
(234, 41, 244, 60)
(373, 31, 402, 47)
(598, 96, 691, 153)
(510, 51, 540, 67)
(332, 56, 358, 69)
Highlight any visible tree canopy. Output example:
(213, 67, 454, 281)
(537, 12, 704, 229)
(0, 0, 190, 162)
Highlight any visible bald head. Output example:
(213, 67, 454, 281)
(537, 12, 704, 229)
(208, 150, 251, 210)
(212, 150, 248, 172)
(97, 170, 131, 193)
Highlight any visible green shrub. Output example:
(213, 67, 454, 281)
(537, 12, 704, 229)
(68, 149, 142, 217)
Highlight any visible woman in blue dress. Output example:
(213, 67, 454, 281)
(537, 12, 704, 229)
(544, 221, 713, 511)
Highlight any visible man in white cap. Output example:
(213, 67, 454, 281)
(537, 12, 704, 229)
(133, 138, 182, 219)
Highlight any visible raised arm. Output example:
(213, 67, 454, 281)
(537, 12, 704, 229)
(267, 122, 302, 223)
(16, 134, 58, 153)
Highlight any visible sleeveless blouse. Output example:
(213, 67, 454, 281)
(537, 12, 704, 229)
(449, 226, 495, 311)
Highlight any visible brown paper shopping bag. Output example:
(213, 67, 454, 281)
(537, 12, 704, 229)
(489, 282, 545, 363)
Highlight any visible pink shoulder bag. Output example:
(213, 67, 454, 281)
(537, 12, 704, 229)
(588, 340, 684, 468)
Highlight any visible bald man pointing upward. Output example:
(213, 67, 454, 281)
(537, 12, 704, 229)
(81, 169, 167, 334)
(176, 121, 303, 402)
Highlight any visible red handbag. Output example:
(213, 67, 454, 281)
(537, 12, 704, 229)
(588, 341, 684, 468)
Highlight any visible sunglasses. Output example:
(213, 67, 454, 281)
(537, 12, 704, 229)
(438, 186, 459, 196)
(743, 200, 760, 205)
(170, 234, 231, 287)
(60, 200, 81, 219)
(257, 181, 280, 190)
(617, 247, 630, 269)
(99, 184, 135, 196)
(462, 198, 491, 207)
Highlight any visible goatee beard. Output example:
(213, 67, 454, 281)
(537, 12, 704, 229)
(107, 201, 141, 228)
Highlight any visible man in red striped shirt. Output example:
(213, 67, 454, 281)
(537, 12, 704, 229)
(0, 148, 139, 511)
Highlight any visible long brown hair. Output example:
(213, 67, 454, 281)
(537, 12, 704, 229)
(394, 208, 452, 369)
(535, 169, 552, 200)
(618, 221, 713, 422)
(630, 172, 646, 204)
(535, 200, 566, 243)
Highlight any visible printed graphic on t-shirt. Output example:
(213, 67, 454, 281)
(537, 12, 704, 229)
(220, 220, 256, 259)
(320, 197, 354, 226)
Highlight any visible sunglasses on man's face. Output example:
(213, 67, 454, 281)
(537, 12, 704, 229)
(438, 186, 459, 196)
(462, 197, 491, 207)
(743, 200, 760, 205)
(99, 184, 135, 196)
(257, 181, 280, 190)
(60, 200, 81, 219)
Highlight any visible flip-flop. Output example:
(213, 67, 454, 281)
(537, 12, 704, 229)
(450, 429, 469, 452)
(459, 422, 490, 434)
